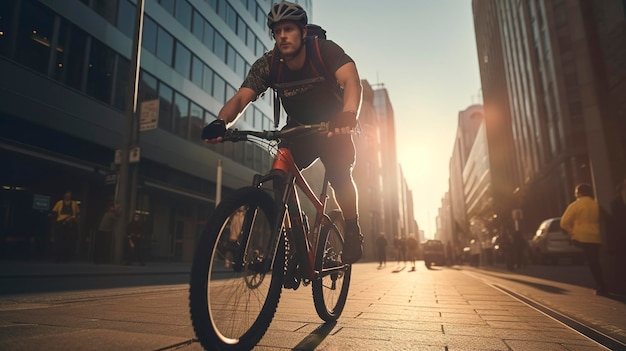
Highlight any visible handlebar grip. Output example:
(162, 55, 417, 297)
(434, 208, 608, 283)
(223, 130, 248, 142)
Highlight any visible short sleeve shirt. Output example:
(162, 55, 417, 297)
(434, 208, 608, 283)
(242, 39, 354, 124)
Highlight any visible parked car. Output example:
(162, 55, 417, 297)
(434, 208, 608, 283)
(529, 217, 584, 265)
(423, 239, 446, 269)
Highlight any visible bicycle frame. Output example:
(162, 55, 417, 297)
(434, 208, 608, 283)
(269, 147, 332, 280)
(224, 123, 345, 283)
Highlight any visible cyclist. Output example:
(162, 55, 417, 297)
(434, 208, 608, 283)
(202, 1, 364, 263)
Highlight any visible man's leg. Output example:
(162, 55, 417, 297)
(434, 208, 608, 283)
(321, 135, 362, 264)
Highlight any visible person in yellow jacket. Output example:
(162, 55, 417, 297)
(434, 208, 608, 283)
(50, 191, 80, 262)
(560, 183, 607, 296)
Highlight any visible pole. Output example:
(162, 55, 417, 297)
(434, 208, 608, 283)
(114, 0, 144, 264)
(216, 159, 222, 207)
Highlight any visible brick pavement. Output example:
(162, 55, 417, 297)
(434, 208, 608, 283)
(0, 261, 624, 350)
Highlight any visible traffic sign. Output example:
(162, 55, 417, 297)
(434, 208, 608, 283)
(140, 99, 159, 131)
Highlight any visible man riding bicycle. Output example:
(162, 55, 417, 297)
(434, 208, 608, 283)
(202, 1, 363, 264)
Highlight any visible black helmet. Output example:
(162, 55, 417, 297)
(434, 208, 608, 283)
(267, 1, 308, 29)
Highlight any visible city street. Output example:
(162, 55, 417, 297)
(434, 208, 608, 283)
(1, 261, 625, 350)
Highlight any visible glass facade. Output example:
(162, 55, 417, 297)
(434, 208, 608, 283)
(0, 0, 286, 171)
(0, 0, 313, 262)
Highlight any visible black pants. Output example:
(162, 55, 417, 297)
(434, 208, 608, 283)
(579, 242, 606, 291)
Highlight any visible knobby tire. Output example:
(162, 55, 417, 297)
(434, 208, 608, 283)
(189, 187, 283, 351)
(312, 210, 351, 321)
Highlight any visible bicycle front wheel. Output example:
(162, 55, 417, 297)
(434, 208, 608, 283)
(189, 187, 283, 351)
(312, 211, 351, 321)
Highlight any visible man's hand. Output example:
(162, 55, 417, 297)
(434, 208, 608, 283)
(328, 111, 357, 137)
(202, 119, 227, 144)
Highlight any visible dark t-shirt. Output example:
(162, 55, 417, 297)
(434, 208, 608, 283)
(242, 39, 353, 124)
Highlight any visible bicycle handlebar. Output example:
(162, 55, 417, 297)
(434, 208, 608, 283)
(223, 122, 330, 142)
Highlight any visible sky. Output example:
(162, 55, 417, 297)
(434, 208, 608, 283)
(311, 0, 482, 238)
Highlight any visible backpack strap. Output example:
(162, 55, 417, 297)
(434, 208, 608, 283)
(268, 37, 342, 127)
(306, 37, 333, 87)
(269, 47, 283, 128)
(306, 37, 343, 100)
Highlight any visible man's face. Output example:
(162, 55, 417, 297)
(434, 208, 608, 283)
(272, 21, 305, 57)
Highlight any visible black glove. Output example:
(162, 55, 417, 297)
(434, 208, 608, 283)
(201, 119, 226, 140)
(329, 111, 357, 131)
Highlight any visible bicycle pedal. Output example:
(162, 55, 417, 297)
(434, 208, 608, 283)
(283, 278, 300, 290)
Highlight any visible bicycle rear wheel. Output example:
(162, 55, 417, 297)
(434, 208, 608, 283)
(189, 187, 283, 351)
(312, 211, 351, 321)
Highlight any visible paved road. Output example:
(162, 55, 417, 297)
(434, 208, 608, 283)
(1, 261, 625, 350)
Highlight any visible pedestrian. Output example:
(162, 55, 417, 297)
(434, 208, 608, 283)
(94, 202, 120, 264)
(406, 234, 418, 271)
(396, 235, 407, 266)
(125, 213, 145, 266)
(201, 1, 364, 264)
(469, 238, 481, 267)
(607, 179, 626, 290)
(375, 232, 388, 268)
(49, 191, 80, 262)
(560, 183, 608, 296)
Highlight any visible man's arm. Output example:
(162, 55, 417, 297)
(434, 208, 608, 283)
(329, 62, 362, 136)
(203, 87, 258, 143)
(335, 62, 362, 114)
(217, 87, 258, 125)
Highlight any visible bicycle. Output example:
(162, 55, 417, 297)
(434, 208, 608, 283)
(189, 122, 352, 350)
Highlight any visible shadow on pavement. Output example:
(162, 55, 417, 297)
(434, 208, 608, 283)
(477, 270, 569, 294)
(291, 321, 336, 351)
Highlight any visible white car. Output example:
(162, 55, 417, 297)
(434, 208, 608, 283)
(529, 217, 584, 265)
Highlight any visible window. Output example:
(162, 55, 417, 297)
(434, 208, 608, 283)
(191, 10, 204, 41)
(175, 0, 192, 31)
(246, 28, 255, 51)
(255, 5, 265, 27)
(225, 84, 236, 101)
(138, 70, 158, 104)
(207, 0, 217, 11)
(218, 0, 227, 22)
(173, 92, 190, 138)
(142, 16, 157, 54)
(225, 3, 237, 32)
(160, 0, 175, 16)
(189, 101, 203, 142)
(15, 0, 54, 75)
(214, 32, 226, 62)
(213, 74, 225, 103)
(113, 55, 130, 110)
(93, 0, 118, 25)
(86, 38, 116, 104)
(117, 0, 135, 38)
(202, 21, 215, 51)
(174, 41, 191, 78)
(202, 65, 213, 93)
(191, 55, 203, 87)
(226, 44, 236, 71)
(236, 16, 247, 43)
(156, 27, 174, 65)
(54, 20, 88, 90)
(255, 38, 265, 56)
(158, 82, 174, 131)
(235, 53, 245, 78)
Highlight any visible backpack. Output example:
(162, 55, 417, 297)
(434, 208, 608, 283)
(269, 24, 341, 127)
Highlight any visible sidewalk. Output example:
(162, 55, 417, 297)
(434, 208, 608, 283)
(1, 260, 625, 350)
